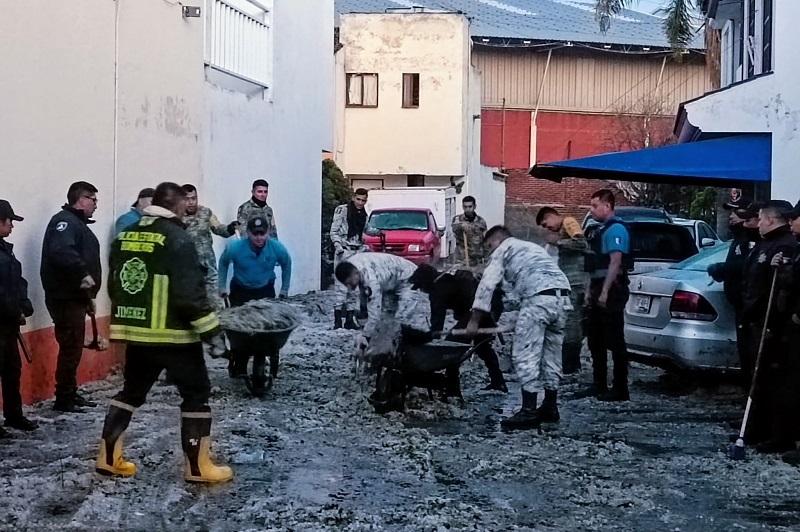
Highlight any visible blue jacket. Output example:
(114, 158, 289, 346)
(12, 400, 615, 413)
(114, 209, 142, 237)
(218, 238, 292, 296)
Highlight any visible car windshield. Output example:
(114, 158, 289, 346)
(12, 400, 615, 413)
(368, 211, 428, 231)
(671, 241, 731, 271)
(629, 223, 697, 262)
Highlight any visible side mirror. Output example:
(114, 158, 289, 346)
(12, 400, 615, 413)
(364, 225, 381, 237)
(436, 226, 445, 238)
(701, 238, 716, 248)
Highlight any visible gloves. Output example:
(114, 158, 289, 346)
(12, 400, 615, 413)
(707, 263, 725, 282)
(80, 275, 96, 290)
(227, 221, 239, 235)
(204, 332, 228, 359)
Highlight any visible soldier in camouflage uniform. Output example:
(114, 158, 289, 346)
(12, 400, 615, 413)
(182, 185, 238, 308)
(451, 196, 487, 270)
(537, 207, 588, 374)
(330, 188, 370, 329)
(334, 253, 418, 346)
(237, 179, 277, 239)
(467, 226, 572, 431)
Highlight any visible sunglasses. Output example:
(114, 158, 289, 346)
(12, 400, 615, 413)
(82, 195, 98, 203)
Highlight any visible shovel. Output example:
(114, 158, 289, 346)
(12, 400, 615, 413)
(728, 267, 778, 460)
(84, 309, 108, 351)
(17, 331, 32, 364)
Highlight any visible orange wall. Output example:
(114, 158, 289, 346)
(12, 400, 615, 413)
(7, 316, 123, 407)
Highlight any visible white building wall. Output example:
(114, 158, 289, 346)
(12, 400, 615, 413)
(337, 13, 471, 177)
(686, 1, 800, 202)
(0, 0, 332, 332)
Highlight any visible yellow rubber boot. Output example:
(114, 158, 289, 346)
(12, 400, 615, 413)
(181, 412, 233, 484)
(96, 401, 137, 477)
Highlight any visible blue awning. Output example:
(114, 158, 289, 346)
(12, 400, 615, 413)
(530, 133, 771, 186)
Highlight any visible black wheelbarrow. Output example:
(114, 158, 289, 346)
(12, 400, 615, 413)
(369, 337, 484, 414)
(224, 325, 296, 398)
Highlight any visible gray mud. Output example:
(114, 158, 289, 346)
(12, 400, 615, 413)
(0, 291, 798, 531)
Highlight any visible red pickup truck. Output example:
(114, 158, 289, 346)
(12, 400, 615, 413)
(363, 208, 444, 265)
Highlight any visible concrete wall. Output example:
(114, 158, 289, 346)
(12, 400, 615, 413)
(685, 2, 800, 202)
(337, 13, 471, 177)
(0, 0, 332, 404)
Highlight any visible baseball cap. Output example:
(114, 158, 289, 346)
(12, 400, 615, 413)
(723, 198, 752, 211)
(247, 216, 269, 233)
(131, 187, 155, 207)
(787, 201, 800, 220)
(0, 200, 23, 222)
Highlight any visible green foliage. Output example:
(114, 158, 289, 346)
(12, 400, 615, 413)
(595, 0, 700, 50)
(634, 184, 717, 224)
(320, 159, 352, 289)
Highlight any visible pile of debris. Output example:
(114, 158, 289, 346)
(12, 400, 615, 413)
(219, 299, 301, 333)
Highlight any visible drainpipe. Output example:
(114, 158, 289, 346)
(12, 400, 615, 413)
(112, 0, 121, 222)
(644, 55, 668, 148)
(500, 97, 506, 170)
(530, 48, 552, 166)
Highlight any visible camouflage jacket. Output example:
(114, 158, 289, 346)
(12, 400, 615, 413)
(347, 252, 417, 336)
(451, 213, 487, 266)
(237, 198, 277, 238)
(184, 206, 233, 270)
(552, 216, 589, 289)
(473, 237, 570, 312)
(330, 203, 367, 250)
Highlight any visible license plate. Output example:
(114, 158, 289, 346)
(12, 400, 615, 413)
(635, 295, 652, 313)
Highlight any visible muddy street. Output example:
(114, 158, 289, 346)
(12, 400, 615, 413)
(1, 291, 798, 531)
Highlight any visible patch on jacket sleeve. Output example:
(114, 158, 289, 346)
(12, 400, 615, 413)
(56, 221, 68, 232)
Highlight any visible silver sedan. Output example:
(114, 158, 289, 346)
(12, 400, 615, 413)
(624, 242, 739, 373)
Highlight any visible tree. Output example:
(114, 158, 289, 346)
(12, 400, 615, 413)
(320, 159, 352, 289)
(595, 0, 700, 51)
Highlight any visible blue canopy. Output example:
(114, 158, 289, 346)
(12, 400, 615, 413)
(530, 134, 771, 186)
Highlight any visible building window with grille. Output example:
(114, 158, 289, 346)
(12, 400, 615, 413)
(346, 73, 379, 107)
(402, 73, 420, 108)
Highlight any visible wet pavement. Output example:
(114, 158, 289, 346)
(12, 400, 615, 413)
(1, 291, 799, 531)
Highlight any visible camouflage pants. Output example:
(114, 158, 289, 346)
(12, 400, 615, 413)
(512, 295, 570, 393)
(562, 288, 585, 374)
(203, 265, 223, 311)
(333, 247, 362, 310)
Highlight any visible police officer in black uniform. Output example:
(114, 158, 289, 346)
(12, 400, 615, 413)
(707, 198, 760, 386)
(41, 181, 101, 412)
(408, 264, 507, 393)
(0, 200, 37, 435)
(738, 200, 797, 447)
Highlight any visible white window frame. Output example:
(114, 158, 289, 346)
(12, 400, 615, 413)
(743, 0, 774, 78)
(204, 0, 274, 89)
(720, 20, 734, 87)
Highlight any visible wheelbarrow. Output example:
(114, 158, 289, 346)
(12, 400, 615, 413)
(224, 325, 296, 398)
(369, 337, 486, 414)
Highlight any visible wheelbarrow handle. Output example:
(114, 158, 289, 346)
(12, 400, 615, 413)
(445, 327, 510, 337)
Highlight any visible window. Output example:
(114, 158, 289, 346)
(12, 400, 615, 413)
(720, 20, 734, 87)
(744, 0, 774, 79)
(346, 74, 379, 107)
(407, 174, 425, 187)
(402, 73, 420, 108)
(204, 0, 273, 88)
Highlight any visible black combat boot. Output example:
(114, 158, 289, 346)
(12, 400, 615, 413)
(561, 343, 582, 375)
(598, 385, 629, 402)
(73, 392, 98, 408)
(95, 401, 137, 477)
(479, 349, 508, 393)
(501, 390, 540, 431)
(537, 389, 560, 423)
(343, 311, 359, 330)
(333, 309, 343, 330)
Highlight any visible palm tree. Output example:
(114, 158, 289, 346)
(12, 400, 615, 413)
(595, 0, 700, 50)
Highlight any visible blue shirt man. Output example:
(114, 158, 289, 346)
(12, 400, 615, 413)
(218, 216, 291, 303)
(113, 188, 154, 237)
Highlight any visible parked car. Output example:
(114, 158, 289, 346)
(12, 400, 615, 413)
(582, 207, 699, 275)
(672, 217, 722, 251)
(624, 242, 738, 374)
(363, 208, 444, 265)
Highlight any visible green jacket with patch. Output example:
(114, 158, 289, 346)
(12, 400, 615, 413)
(108, 207, 220, 345)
